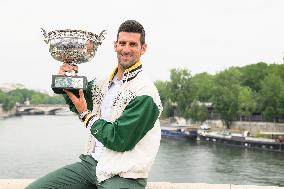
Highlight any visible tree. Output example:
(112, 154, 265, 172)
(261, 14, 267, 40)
(240, 62, 268, 92)
(30, 93, 49, 104)
(212, 67, 242, 128)
(161, 100, 175, 118)
(2, 96, 16, 111)
(7, 89, 34, 104)
(145, 62, 284, 124)
(260, 73, 284, 122)
(48, 95, 66, 104)
(0, 90, 16, 111)
(0, 88, 66, 112)
(267, 63, 284, 81)
(155, 80, 170, 105)
(191, 72, 214, 102)
(168, 68, 195, 119)
(238, 86, 256, 121)
(188, 100, 208, 123)
(263, 106, 275, 122)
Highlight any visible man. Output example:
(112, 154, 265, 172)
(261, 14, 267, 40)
(26, 20, 162, 189)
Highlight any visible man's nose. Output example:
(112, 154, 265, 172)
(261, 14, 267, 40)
(122, 44, 131, 53)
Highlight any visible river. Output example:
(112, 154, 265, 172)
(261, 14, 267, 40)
(0, 115, 283, 186)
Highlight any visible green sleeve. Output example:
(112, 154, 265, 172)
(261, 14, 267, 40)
(90, 95, 160, 152)
(62, 80, 94, 113)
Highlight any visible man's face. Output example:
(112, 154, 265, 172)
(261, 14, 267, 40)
(114, 32, 147, 69)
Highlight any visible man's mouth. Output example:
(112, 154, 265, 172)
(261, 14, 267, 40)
(121, 54, 132, 59)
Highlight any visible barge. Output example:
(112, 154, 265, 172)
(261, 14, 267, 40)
(198, 130, 284, 152)
(161, 126, 197, 140)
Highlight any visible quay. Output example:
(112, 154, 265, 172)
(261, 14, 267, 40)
(0, 179, 282, 189)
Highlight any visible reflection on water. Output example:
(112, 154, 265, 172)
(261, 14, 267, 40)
(150, 138, 284, 186)
(0, 115, 283, 186)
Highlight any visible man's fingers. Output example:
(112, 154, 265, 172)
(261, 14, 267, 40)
(59, 64, 70, 75)
(64, 89, 87, 113)
(58, 70, 66, 75)
(58, 63, 78, 75)
(79, 89, 84, 99)
(73, 65, 78, 72)
(64, 89, 78, 101)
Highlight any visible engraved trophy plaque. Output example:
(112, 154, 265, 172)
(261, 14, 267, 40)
(41, 28, 106, 95)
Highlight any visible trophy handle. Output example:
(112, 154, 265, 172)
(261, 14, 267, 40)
(94, 30, 106, 45)
(41, 28, 49, 44)
(98, 30, 107, 41)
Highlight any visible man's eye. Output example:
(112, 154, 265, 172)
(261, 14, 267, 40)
(118, 42, 126, 46)
(129, 42, 137, 47)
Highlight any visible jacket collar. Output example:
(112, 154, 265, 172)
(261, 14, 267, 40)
(108, 61, 142, 84)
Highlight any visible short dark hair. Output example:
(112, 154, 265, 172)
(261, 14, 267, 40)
(117, 20, 145, 45)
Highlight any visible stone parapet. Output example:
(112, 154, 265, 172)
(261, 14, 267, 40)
(0, 179, 281, 189)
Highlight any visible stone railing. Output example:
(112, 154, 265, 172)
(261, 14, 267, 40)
(0, 179, 282, 189)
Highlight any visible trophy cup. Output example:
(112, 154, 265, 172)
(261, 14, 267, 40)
(41, 28, 106, 96)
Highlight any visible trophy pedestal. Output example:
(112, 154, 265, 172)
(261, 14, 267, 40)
(51, 75, 87, 95)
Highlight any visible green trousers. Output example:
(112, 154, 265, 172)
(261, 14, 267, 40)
(25, 154, 147, 189)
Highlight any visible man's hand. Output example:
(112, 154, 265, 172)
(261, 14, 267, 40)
(64, 89, 87, 114)
(58, 63, 78, 75)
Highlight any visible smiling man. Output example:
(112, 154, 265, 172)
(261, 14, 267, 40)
(26, 20, 163, 189)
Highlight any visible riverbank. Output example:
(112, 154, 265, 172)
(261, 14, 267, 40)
(0, 179, 281, 189)
(0, 105, 16, 119)
(161, 118, 284, 135)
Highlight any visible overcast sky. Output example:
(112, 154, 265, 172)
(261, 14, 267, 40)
(1, 0, 284, 91)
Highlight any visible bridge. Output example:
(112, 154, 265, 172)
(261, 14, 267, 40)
(16, 104, 74, 115)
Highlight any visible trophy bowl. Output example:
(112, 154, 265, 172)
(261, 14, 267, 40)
(41, 28, 106, 64)
(41, 28, 106, 95)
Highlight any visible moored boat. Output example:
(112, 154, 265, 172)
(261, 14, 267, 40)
(198, 130, 284, 152)
(161, 126, 197, 140)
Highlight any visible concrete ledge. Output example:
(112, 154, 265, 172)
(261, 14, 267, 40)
(0, 179, 281, 189)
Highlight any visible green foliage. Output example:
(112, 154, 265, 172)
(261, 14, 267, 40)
(7, 89, 34, 104)
(0, 88, 65, 111)
(188, 100, 208, 123)
(155, 80, 169, 105)
(0, 89, 16, 111)
(238, 87, 256, 120)
(155, 80, 174, 118)
(30, 93, 49, 104)
(240, 62, 268, 91)
(267, 64, 284, 81)
(212, 68, 242, 128)
(260, 73, 284, 121)
(154, 62, 284, 126)
(168, 68, 195, 119)
(190, 73, 214, 102)
(161, 100, 174, 118)
(263, 106, 275, 122)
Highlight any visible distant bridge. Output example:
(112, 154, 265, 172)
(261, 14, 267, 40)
(16, 104, 73, 115)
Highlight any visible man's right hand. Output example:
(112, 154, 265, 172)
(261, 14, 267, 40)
(58, 63, 78, 76)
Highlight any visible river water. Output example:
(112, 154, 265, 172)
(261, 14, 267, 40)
(0, 115, 283, 186)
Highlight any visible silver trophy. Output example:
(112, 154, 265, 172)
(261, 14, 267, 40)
(41, 28, 106, 95)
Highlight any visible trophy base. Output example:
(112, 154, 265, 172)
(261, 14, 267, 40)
(51, 75, 87, 95)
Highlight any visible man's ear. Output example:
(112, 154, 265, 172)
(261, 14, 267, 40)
(114, 41, 118, 51)
(141, 43, 147, 55)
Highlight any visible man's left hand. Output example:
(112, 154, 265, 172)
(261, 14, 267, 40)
(64, 89, 87, 114)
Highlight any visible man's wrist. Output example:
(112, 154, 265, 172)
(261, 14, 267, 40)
(78, 110, 99, 128)
(79, 110, 90, 121)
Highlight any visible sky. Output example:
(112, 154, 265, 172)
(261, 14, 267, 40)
(1, 0, 284, 92)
